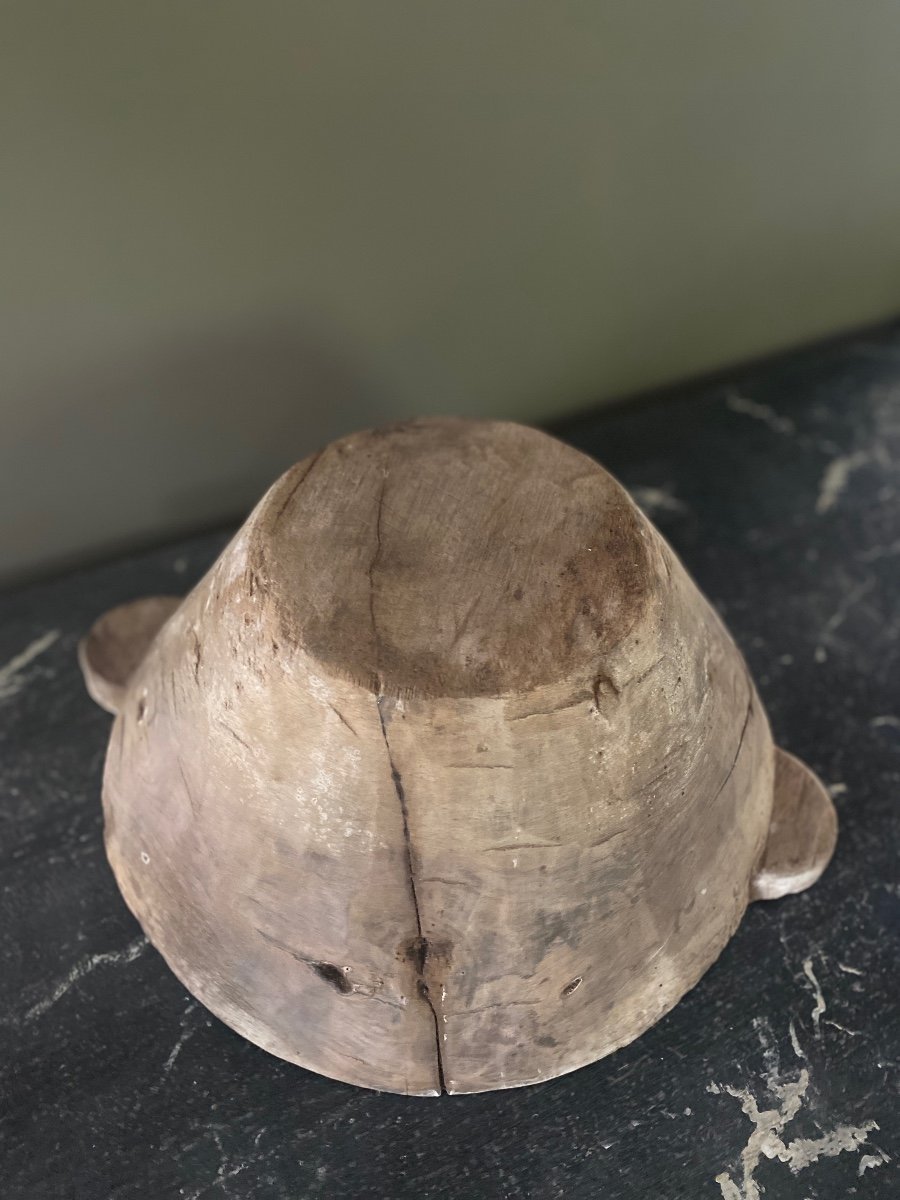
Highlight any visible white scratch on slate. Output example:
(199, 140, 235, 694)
(815, 578, 874, 661)
(162, 1024, 195, 1080)
(726, 392, 796, 436)
(712, 1021, 879, 1199)
(802, 957, 826, 1036)
(211, 1128, 247, 1198)
(181, 1127, 248, 1199)
(630, 485, 687, 516)
(0, 630, 59, 701)
(23, 936, 147, 1022)
(815, 450, 870, 514)
(779, 1119, 879, 1171)
(788, 1020, 805, 1060)
(146, 1003, 201, 1099)
(824, 1018, 862, 1038)
(858, 1150, 890, 1176)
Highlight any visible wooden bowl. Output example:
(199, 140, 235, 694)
(80, 418, 836, 1095)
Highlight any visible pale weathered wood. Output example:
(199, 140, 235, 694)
(79, 418, 836, 1095)
(78, 595, 181, 714)
(749, 748, 838, 901)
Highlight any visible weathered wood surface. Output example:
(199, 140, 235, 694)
(80, 418, 833, 1094)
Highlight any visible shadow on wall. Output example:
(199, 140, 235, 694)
(1, 316, 398, 587)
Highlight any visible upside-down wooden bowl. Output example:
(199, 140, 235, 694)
(80, 418, 836, 1095)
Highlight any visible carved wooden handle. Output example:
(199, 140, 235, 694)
(78, 596, 181, 715)
(750, 748, 838, 901)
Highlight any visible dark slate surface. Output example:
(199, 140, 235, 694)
(1, 326, 898, 1199)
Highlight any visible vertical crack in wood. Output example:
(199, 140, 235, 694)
(367, 474, 387, 678)
(377, 696, 447, 1093)
(368, 466, 446, 1092)
(709, 687, 755, 809)
(273, 449, 325, 525)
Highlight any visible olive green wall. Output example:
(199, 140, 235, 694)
(3, 2, 900, 582)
